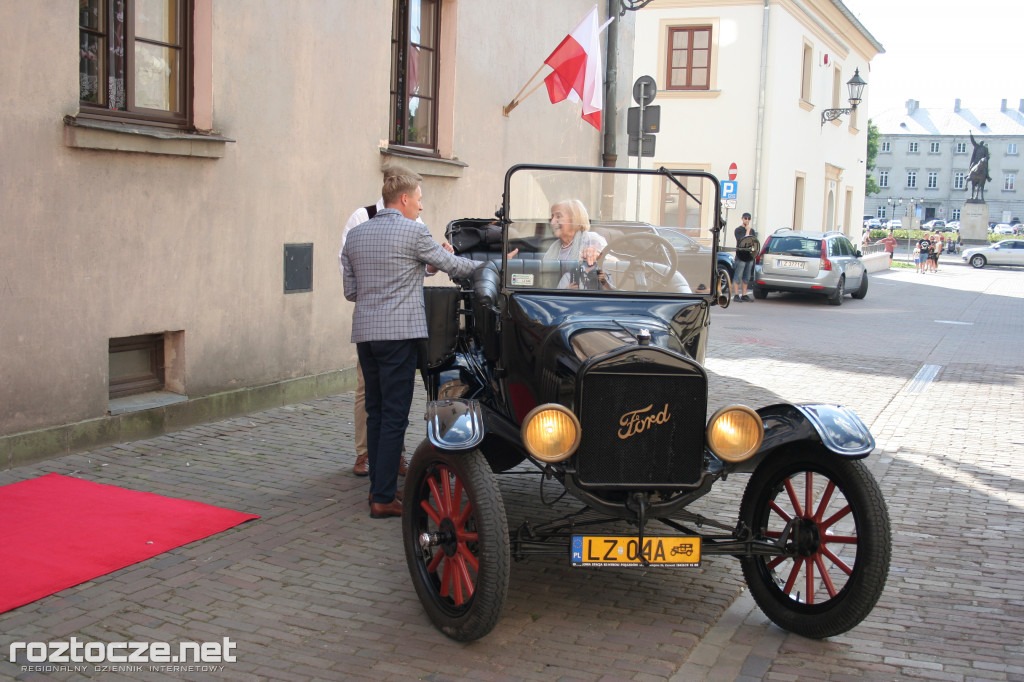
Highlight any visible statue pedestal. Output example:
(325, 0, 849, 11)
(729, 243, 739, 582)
(960, 202, 989, 246)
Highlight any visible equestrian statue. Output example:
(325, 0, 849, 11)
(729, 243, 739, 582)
(968, 131, 991, 202)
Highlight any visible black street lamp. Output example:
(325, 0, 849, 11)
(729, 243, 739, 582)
(821, 68, 867, 127)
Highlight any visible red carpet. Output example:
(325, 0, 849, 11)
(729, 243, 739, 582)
(0, 473, 259, 613)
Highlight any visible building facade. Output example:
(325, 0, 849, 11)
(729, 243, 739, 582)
(867, 99, 1024, 227)
(0, 1, 636, 464)
(631, 0, 882, 247)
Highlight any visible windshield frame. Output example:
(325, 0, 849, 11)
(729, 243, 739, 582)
(499, 164, 723, 299)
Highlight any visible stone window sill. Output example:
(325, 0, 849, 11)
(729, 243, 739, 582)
(64, 116, 234, 158)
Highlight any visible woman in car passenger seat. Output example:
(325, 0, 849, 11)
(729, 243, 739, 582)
(543, 199, 609, 289)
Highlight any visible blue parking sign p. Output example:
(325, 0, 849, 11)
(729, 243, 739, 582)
(721, 181, 737, 200)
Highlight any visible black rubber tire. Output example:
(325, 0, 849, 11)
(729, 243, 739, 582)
(403, 442, 510, 641)
(738, 447, 891, 639)
(970, 254, 987, 269)
(752, 285, 768, 300)
(851, 272, 869, 299)
(827, 276, 845, 306)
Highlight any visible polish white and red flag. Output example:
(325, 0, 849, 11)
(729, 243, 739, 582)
(543, 6, 606, 130)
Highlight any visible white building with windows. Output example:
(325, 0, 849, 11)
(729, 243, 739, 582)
(630, 0, 882, 246)
(866, 99, 1024, 226)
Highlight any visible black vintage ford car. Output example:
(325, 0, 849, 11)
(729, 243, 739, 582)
(404, 165, 891, 642)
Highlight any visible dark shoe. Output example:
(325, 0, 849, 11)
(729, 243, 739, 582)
(369, 498, 403, 518)
(352, 453, 369, 477)
(741, 294, 753, 302)
(368, 490, 402, 506)
(733, 294, 741, 302)
(398, 455, 409, 477)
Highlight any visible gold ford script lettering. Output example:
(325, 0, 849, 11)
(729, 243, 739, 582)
(617, 403, 672, 440)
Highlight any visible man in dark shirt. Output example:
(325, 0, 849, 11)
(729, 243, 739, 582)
(732, 213, 759, 301)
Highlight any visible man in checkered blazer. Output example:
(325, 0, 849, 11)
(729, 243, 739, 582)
(341, 173, 482, 518)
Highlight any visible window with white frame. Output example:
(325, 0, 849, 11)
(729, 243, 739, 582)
(878, 169, 889, 187)
(877, 207, 886, 219)
(956, 141, 967, 154)
(1009, 143, 1018, 155)
(930, 141, 940, 153)
(881, 141, 891, 152)
(1005, 173, 1016, 191)
(954, 171, 966, 190)
(951, 208, 961, 220)
(927, 172, 938, 189)
(907, 170, 917, 188)
(908, 142, 919, 153)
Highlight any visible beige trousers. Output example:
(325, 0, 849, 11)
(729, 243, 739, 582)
(355, 360, 368, 457)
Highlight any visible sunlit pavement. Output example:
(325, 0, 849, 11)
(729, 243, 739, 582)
(1, 263, 1022, 681)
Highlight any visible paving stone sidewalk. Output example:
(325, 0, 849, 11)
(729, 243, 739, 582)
(2, 267, 1023, 681)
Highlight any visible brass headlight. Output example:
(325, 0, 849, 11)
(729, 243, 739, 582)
(706, 405, 764, 463)
(521, 404, 581, 463)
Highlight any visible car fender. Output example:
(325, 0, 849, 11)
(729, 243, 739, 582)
(727, 403, 875, 473)
(426, 398, 486, 451)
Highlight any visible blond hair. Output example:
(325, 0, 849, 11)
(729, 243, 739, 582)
(552, 199, 591, 231)
(382, 174, 421, 205)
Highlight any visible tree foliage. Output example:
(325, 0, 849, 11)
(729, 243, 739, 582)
(865, 120, 881, 196)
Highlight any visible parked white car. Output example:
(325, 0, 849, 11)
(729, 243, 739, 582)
(962, 240, 1024, 269)
(993, 223, 1015, 235)
(886, 219, 903, 230)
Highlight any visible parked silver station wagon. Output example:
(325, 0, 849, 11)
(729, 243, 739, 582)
(753, 229, 868, 306)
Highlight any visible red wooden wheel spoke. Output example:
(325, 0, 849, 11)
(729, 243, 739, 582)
(456, 529, 479, 543)
(805, 554, 815, 603)
(452, 478, 465, 518)
(813, 481, 837, 523)
(804, 472, 814, 520)
(783, 557, 804, 594)
(767, 555, 788, 571)
(457, 498, 475, 528)
(420, 498, 442, 526)
(448, 556, 465, 605)
(821, 545, 854, 575)
(814, 554, 839, 598)
(821, 505, 852, 533)
(439, 558, 453, 598)
(427, 548, 444, 573)
(439, 467, 454, 515)
(824, 533, 858, 544)
(784, 478, 804, 518)
(457, 543, 480, 573)
(426, 476, 445, 518)
(769, 500, 793, 523)
(453, 554, 475, 601)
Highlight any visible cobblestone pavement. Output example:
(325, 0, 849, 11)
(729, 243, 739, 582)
(2, 263, 1022, 681)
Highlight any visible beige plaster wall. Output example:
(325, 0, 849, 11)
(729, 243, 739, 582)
(0, 1, 607, 436)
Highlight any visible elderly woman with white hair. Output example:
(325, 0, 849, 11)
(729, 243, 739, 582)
(542, 199, 611, 289)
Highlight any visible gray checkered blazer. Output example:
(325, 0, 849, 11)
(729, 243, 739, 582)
(341, 208, 481, 343)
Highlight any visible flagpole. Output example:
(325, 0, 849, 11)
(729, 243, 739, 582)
(503, 64, 547, 117)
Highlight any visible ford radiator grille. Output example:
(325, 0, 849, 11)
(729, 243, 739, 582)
(575, 371, 706, 487)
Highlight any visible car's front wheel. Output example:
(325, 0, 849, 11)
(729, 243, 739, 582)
(738, 447, 891, 639)
(403, 442, 510, 641)
(970, 254, 987, 269)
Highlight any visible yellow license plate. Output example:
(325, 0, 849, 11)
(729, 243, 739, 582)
(571, 535, 701, 566)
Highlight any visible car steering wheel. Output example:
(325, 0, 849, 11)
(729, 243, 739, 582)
(596, 232, 681, 291)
